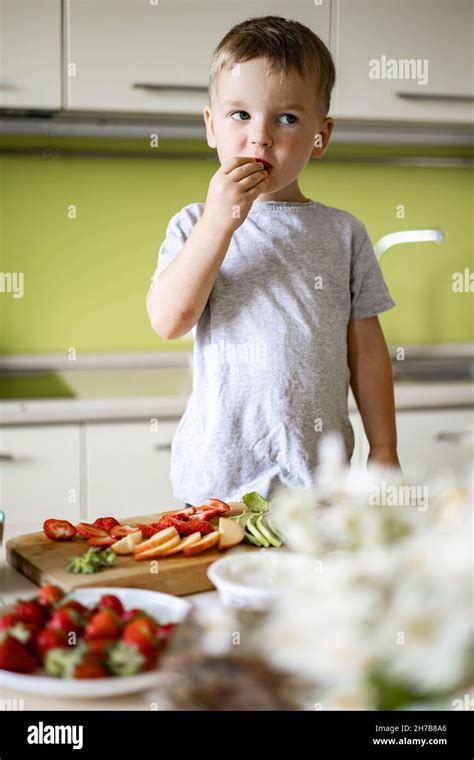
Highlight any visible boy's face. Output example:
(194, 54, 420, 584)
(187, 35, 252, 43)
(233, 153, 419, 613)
(203, 58, 334, 202)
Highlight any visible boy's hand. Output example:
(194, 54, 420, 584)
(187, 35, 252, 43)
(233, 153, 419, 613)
(368, 444, 401, 470)
(203, 157, 270, 234)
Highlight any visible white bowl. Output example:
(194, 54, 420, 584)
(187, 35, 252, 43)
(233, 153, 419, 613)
(207, 550, 316, 610)
(0, 587, 191, 699)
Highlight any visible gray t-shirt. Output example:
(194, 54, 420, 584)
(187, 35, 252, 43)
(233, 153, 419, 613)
(151, 199, 395, 504)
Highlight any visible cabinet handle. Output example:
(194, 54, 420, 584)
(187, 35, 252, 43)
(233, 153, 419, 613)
(131, 83, 207, 94)
(154, 443, 172, 451)
(435, 431, 471, 442)
(396, 92, 474, 103)
(0, 453, 15, 462)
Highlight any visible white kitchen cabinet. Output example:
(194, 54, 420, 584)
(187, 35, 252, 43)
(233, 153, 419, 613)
(0, 424, 81, 530)
(333, 0, 473, 124)
(85, 418, 181, 519)
(65, 0, 330, 114)
(359, 408, 474, 476)
(0, 0, 62, 110)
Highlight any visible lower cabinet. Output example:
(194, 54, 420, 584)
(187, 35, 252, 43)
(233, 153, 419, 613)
(1, 408, 471, 529)
(359, 408, 474, 476)
(0, 424, 81, 531)
(85, 419, 181, 519)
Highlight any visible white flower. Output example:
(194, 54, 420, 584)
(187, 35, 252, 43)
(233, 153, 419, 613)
(193, 604, 239, 656)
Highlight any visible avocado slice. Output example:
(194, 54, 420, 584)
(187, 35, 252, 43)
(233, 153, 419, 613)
(264, 514, 285, 543)
(256, 514, 282, 548)
(246, 513, 270, 547)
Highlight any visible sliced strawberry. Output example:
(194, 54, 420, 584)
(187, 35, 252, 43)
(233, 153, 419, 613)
(37, 583, 64, 608)
(86, 535, 116, 548)
(108, 524, 139, 539)
(43, 518, 77, 541)
(75, 522, 108, 540)
(93, 517, 120, 533)
(200, 498, 230, 514)
(134, 521, 167, 539)
(156, 515, 178, 530)
(167, 507, 196, 519)
(192, 508, 219, 521)
(170, 517, 214, 537)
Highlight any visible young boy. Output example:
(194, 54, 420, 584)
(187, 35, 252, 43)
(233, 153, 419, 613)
(146, 15, 400, 506)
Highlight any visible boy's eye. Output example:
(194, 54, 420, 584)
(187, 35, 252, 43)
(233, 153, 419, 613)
(230, 111, 250, 121)
(279, 113, 299, 125)
(229, 111, 299, 124)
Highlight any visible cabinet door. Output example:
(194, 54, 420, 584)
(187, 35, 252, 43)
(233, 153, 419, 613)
(85, 419, 181, 519)
(360, 408, 474, 475)
(66, 0, 330, 114)
(0, 425, 81, 531)
(334, 0, 473, 124)
(0, 0, 62, 109)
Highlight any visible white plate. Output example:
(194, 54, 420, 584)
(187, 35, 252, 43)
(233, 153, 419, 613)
(0, 587, 191, 698)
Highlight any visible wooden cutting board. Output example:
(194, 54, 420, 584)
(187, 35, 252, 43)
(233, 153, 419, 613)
(5, 504, 257, 596)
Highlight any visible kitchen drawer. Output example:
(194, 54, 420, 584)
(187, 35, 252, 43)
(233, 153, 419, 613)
(85, 418, 181, 519)
(65, 0, 330, 114)
(360, 408, 474, 476)
(0, 424, 81, 530)
(333, 0, 473, 124)
(0, 0, 62, 110)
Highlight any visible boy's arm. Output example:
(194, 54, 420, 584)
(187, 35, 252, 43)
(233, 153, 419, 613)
(347, 316, 401, 468)
(146, 214, 233, 339)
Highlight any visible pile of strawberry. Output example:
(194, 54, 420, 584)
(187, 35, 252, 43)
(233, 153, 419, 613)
(0, 584, 176, 678)
(135, 499, 230, 540)
(43, 498, 230, 546)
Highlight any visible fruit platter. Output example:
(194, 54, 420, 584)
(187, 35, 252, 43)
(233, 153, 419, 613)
(0, 585, 191, 697)
(6, 493, 285, 596)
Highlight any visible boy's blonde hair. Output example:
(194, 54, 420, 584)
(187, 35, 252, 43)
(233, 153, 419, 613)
(208, 15, 336, 120)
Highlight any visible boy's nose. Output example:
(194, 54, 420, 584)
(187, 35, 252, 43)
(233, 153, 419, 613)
(250, 134, 273, 148)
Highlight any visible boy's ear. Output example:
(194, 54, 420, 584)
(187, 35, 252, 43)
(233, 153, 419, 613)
(203, 105, 217, 149)
(311, 117, 335, 159)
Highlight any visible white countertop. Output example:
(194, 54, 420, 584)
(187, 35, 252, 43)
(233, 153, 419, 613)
(0, 365, 472, 425)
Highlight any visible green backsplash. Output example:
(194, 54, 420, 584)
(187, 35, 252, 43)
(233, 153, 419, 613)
(0, 137, 472, 355)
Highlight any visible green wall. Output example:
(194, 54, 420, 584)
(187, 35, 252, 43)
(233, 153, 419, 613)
(0, 136, 472, 355)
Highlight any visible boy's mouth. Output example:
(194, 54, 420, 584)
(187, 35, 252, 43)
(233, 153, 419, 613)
(255, 158, 273, 175)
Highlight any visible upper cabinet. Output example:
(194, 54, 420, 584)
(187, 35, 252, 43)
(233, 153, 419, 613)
(0, 0, 62, 109)
(1, 0, 471, 125)
(333, 0, 473, 124)
(64, 0, 330, 114)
